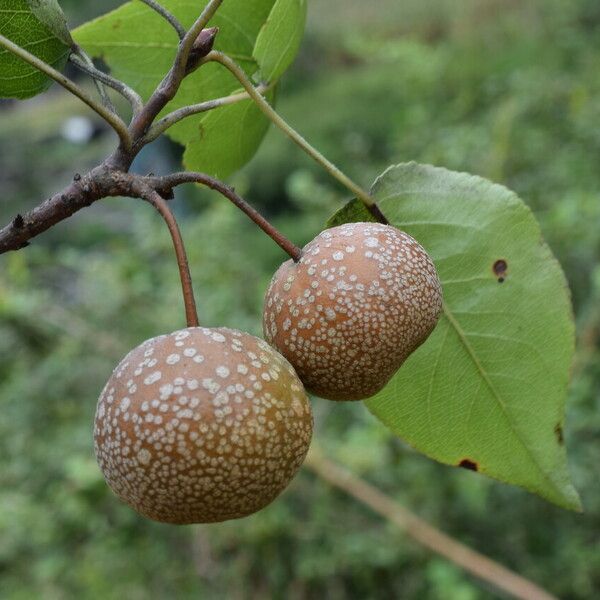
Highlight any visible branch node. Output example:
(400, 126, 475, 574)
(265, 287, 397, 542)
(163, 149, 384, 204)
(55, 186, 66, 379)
(73, 173, 82, 182)
(12, 214, 24, 229)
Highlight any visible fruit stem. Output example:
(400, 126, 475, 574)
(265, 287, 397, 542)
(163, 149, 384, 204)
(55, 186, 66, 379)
(202, 51, 390, 226)
(141, 188, 200, 327)
(152, 172, 303, 262)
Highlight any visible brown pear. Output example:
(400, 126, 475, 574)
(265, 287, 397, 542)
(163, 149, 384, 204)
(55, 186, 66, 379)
(263, 222, 442, 401)
(94, 327, 313, 524)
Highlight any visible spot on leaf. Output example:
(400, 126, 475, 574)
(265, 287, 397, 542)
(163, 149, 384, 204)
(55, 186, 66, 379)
(554, 423, 564, 445)
(458, 459, 479, 471)
(493, 259, 508, 283)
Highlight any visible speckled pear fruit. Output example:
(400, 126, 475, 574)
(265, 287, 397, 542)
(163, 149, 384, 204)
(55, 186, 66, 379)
(94, 327, 313, 524)
(263, 222, 442, 401)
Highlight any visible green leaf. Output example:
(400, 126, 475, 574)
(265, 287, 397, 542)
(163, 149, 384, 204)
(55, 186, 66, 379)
(28, 0, 72, 46)
(74, 0, 306, 178)
(0, 0, 72, 99)
(328, 163, 581, 511)
(254, 0, 307, 81)
(183, 88, 276, 179)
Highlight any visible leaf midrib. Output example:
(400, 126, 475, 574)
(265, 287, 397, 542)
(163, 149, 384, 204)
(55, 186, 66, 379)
(442, 302, 563, 498)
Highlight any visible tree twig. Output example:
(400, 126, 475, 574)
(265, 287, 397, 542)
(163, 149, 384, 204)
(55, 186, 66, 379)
(305, 448, 558, 600)
(0, 164, 138, 254)
(128, 0, 224, 143)
(138, 0, 186, 40)
(151, 172, 303, 262)
(70, 46, 116, 113)
(202, 51, 389, 225)
(145, 84, 270, 143)
(70, 47, 144, 116)
(0, 34, 132, 150)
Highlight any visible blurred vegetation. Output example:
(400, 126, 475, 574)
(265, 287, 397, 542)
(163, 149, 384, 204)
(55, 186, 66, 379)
(1, 0, 599, 598)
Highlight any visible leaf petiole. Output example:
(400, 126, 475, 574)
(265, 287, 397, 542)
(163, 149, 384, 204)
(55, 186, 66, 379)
(138, 0, 186, 40)
(144, 83, 271, 144)
(70, 46, 144, 116)
(202, 50, 388, 224)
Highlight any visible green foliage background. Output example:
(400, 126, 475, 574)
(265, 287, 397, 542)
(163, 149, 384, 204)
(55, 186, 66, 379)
(1, 0, 599, 598)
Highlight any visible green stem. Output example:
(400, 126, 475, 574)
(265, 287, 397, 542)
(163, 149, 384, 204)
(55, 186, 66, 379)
(70, 47, 116, 113)
(70, 46, 144, 116)
(145, 84, 270, 144)
(204, 51, 388, 223)
(139, 0, 186, 40)
(0, 34, 132, 150)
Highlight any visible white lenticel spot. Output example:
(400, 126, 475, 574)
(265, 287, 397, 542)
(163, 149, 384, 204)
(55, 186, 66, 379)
(137, 448, 151, 465)
(183, 348, 197, 357)
(144, 371, 162, 385)
(159, 383, 173, 399)
(365, 237, 379, 248)
(216, 366, 230, 378)
(166, 353, 181, 365)
(333, 251, 344, 261)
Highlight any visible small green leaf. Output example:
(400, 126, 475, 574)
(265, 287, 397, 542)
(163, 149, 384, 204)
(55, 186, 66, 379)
(328, 163, 581, 511)
(182, 88, 276, 179)
(254, 0, 307, 81)
(74, 0, 306, 178)
(28, 0, 72, 46)
(0, 0, 71, 99)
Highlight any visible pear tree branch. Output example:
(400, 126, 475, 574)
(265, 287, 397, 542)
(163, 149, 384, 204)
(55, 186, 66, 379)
(305, 448, 558, 600)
